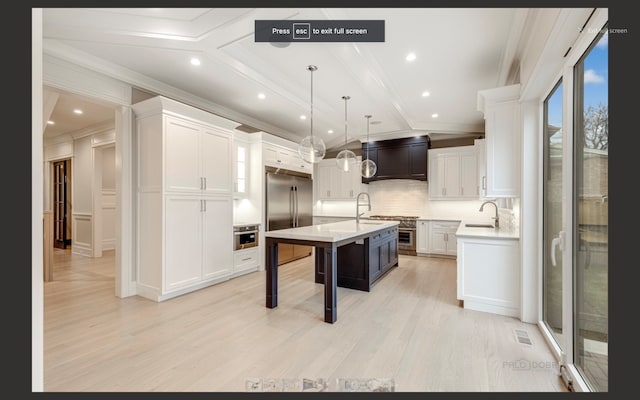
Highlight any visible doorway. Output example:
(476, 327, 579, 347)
(53, 159, 72, 249)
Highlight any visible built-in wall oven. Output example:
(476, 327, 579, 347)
(234, 224, 259, 250)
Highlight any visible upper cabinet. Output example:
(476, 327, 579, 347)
(233, 138, 249, 198)
(477, 84, 521, 197)
(361, 136, 430, 183)
(262, 142, 313, 175)
(316, 157, 362, 200)
(428, 146, 478, 200)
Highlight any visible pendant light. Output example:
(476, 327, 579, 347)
(336, 96, 358, 172)
(361, 115, 377, 178)
(298, 65, 326, 164)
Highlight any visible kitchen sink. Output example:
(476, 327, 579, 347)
(465, 223, 495, 228)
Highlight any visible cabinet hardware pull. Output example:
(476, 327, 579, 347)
(477, 186, 479, 195)
(241, 257, 251, 261)
(277, 159, 281, 163)
(203, 177, 207, 190)
(461, 187, 464, 196)
(482, 176, 486, 190)
(203, 200, 206, 212)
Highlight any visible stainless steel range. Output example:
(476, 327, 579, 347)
(368, 215, 418, 256)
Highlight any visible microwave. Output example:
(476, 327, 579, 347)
(234, 224, 259, 250)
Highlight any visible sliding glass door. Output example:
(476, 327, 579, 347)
(540, 19, 608, 392)
(573, 28, 608, 392)
(542, 80, 564, 350)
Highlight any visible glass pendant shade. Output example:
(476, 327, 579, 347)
(361, 157, 377, 177)
(336, 149, 358, 172)
(336, 95, 359, 172)
(361, 114, 377, 178)
(298, 65, 326, 164)
(298, 135, 326, 163)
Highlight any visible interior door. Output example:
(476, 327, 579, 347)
(53, 160, 68, 249)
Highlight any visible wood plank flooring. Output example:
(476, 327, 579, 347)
(44, 249, 566, 392)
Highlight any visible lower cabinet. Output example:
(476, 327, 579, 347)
(137, 194, 234, 301)
(315, 226, 398, 291)
(429, 221, 459, 256)
(416, 220, 430, 254)
(457, 236, 520, 317)
(233, 247, 259, 277)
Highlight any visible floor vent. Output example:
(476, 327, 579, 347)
(514, 329, 533, 346)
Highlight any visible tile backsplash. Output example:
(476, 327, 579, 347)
(314, 179, 519, 230)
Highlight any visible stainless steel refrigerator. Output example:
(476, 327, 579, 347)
(265, 166, 313, 265)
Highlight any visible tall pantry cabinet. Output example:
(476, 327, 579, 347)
(133, 96, 237, 301)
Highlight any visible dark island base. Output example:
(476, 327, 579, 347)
(315, 227, 399, 292)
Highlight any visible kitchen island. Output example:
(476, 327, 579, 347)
(265, 220, 399, 323)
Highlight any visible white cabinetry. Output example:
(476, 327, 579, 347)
(477, 84, 521, 197)
(316, 157, 362, 200)
(416, 220, 430, 254)
(429, 221, 459, 256)
(233, 247, 259, 276)
(428, 147, 478, 200)
(457, 236, 520, 317)
(133, 96, 235, 301)
(262, 142, 312, 174)
(475, 138, 488, 199)
(164, 116, 232, 195)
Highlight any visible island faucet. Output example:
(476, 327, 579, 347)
(356, 192, 371, 223)
(479, 200, 499, 228)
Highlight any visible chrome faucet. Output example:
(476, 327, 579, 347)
(356, 192, 371, 223)
(479, 200, 499, 228)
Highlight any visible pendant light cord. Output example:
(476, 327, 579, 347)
(310, 68, 314, 139)
(365, 115, 371, 159)
(342, 96, 350, 146)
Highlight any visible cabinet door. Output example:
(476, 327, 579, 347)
(165, 196, 203, 291)
(446, 231, 458, 256)
(369, 244, 381, 281)
(443, 155, 460, 197)
(475, 139, 487, 199)
(460, 152, 478, 198)
(409, 143, 428, 178)
(263, 145, 279, 165)
(429, 155, 445, 199)
(416, 220, 429, 253)
(316, 161, 341, 200)
(202, 127, 232, 195)
(202, 196, 233, 280)
(277, 147, 293, 166)
(339, 158, 361, 199)
(165, 117, 202, 193)
(430, 229, 447, 254)
(486, 101, 520, 197)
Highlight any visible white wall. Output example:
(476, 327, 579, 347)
(72, 135, 93, 256)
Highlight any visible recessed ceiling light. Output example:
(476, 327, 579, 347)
(190, 58, 201, 66)
(406, 52, 416, 61)
(328, 129, 333, 134)
(422, 91, 430, 97)
(432, 113, 439, 118)
(257, 93, 266, 99)
(73, 109, 83, 115)
(47, 120, 55, 125)
(300, 115, 306, 120)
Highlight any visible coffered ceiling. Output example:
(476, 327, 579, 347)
(42, 8, 527, 148)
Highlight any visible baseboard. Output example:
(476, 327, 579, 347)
(136, 283, 160, 301)
(463, 297, 519, 318)
(231, 266, 259, 279)
(157, 275, 232, 302)
(71, 244, 92, 257)
(102, 238, 115, 250)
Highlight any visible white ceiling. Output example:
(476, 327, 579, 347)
(44, 88, 115, 140)
(42, 8, 523, 148)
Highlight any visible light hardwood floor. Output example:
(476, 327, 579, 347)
(44, 249, 566, 392)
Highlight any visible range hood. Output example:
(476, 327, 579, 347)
(361, 135, 430, 183)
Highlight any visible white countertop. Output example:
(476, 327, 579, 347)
(455, 221, 519, 240)
(265, 220, 399, 243)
